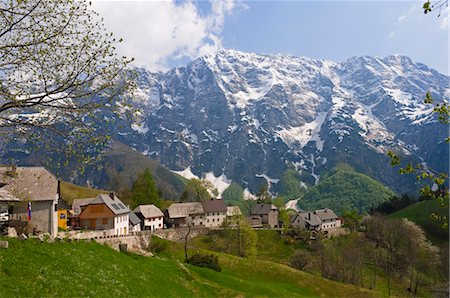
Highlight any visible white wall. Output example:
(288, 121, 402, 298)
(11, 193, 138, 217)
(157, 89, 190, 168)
(204, 212, 226, 228)
(113, 214, 129, 235)
(143, 216, 163, 231)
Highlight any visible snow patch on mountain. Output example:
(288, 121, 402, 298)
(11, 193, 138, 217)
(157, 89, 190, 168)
(277, 112, 327, 151)
(204, 172, 232, 198)
(174, 166, 199, 180)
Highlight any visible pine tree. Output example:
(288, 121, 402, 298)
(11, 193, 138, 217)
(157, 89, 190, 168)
(130, 169, 160, 208)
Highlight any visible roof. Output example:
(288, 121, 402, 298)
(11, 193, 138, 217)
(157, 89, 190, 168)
(251, 204, 278, 215)
(0, 187, 20, 202)
(315, 208, 339, 221)
(133, 204, 164, 218)
(167, 202, 203, 219)
(89, 194, 130, 215)
(72, 198, 96, 214)
(129, 212, 141, 226)
(0, 166, 58, 201)
(226, 206, 242, 217)
(201, 199, 227, 213)
(297, 212, 321, 227)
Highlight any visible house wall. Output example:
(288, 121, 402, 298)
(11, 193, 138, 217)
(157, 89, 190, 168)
(80, 217, 114, 231)
(143, 216, 163, 231)
(267, 210, 279, 228)
(130, 223, 141, 232)
(114, 214, 129, 236)
(292, 217, 306, 230)
(14, 200, 57, 235)
(79, 204, 115, 219)
(204, 211, 226, 228)
(321, 219, 341, 230)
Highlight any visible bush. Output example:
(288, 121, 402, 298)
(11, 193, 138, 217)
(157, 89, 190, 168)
(148, 238, 168, 254)
(187, 253, 221, 272)
(290, 250, 311, 271)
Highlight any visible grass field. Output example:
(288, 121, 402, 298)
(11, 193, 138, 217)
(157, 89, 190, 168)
(0, 237, 377, 297)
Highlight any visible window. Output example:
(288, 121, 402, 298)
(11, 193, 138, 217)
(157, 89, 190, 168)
(159, 223, 161, 227)
(111, 203, 120, 211)
(102, 218, 108, 225)
(59, 214, 66, 219)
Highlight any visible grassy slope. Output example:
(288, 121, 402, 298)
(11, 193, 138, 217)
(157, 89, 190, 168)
(0, 238, 376, 297)
(388, 199, 449, 245)
(60, 181, 109, 205)
(299, 169, 394, 215)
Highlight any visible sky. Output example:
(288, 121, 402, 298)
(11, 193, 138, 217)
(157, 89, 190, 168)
(92, 0, 449, 74)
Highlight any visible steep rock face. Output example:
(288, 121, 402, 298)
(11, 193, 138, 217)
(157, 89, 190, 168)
(113, 50, 448, 193)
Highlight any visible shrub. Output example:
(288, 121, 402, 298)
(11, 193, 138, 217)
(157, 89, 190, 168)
(148, 238, 168, 254)
(290, 250, 311, 271)
(187, 253, 221, 272)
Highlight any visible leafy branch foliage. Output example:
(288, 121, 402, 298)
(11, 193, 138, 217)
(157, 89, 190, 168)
(0, 0, 134, 167)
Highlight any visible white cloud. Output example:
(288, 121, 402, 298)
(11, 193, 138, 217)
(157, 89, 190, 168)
(439, 7, 449, 30)
(389, 31, 396, 38)
(398, 15, 406, 22)
(92, 0, 243, 70)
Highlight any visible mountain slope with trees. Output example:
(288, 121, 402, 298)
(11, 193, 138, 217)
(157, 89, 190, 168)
(298, 167, 395, 214)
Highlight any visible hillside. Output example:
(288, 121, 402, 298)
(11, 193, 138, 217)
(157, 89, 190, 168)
(0, 238, 376, 297)
(60, 181, 109, 205)
(388, 199, 449, 245)
(81, 141, 187, 200)
(297, 168, 394, 214)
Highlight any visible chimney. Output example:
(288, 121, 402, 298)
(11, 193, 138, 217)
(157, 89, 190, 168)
(109, 192, 115, 200)
(308, 212, 311, 220)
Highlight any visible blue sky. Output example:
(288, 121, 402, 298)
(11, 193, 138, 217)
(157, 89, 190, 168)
(93, 1, 449, 74)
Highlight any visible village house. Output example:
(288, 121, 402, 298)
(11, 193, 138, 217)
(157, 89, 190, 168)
(133, 204, 164, 231)
(166, 202, 204, 228)
(291, 208, 341, 231)
(251, 204, 279, 228)
(226, 206, 242, 218)
(201, 199, 227, 228)
(72, 198, 96, 216)
(0, 166, 59, 236)
(78, 193, 130, 236)
(128, 212, 141, 233)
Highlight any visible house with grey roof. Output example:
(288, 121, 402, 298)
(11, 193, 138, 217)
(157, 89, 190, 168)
(201, 199, 227, 228)
(166, 202, 205, 228)
(250, 204, 279, 228)
(133, 204, 164, 231)
(0, 166, 59, 236)
(291, 208, 341, 231)
(129, 212, 141, 233)
(78, 193, 130, 236)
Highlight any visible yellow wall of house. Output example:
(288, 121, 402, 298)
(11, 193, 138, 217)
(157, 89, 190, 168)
(57, 209, 67, 230)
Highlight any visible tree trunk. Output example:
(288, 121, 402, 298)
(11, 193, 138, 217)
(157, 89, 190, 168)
(184, 224, 191, 261)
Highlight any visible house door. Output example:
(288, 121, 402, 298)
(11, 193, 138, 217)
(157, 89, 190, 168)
(90, 219, 96, 229)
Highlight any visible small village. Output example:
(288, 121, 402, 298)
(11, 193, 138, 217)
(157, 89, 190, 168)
(0, 166, 343, 249)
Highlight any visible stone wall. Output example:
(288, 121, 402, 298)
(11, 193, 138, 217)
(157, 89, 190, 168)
(154, 227, 209, 242)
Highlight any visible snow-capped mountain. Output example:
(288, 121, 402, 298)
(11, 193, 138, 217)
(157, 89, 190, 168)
(114, 50, 449, 194)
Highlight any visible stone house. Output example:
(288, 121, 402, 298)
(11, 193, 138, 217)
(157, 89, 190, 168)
(133, 204, 164, 231)
(166, 202, 204, 228)
(251, 204, 279, 228)
(0, 166, 59, 236)
(291, 208, 341, 231)
(201, 199, 227, 228)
